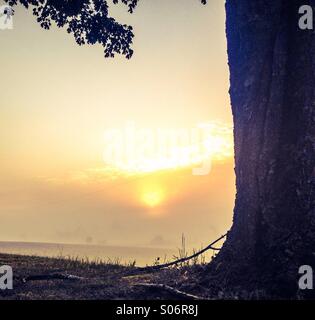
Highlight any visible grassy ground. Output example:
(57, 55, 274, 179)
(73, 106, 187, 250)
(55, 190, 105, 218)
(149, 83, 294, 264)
(0, 253, 208, 300)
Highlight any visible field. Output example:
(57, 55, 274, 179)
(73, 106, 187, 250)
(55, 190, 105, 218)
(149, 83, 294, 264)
(0, 253, 208, 300)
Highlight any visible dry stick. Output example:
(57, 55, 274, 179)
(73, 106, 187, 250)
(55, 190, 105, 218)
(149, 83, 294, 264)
(139, 233, 227, 272)
(22, 273, 85, 283)
(133, 283, 206, 300)
(132, 234, 227, 299)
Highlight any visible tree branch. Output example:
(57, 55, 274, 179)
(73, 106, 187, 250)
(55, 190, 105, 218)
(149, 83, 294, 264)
(138, 233, 227, 272)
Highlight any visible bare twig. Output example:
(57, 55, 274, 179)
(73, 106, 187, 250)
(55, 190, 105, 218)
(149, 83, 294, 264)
(133, 283, 206, 300)
(22, 273, 84, 283)
(138, 233, 227, 272)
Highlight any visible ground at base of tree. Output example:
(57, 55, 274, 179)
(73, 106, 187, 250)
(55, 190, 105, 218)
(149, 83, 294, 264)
(0, 253, 307, 300)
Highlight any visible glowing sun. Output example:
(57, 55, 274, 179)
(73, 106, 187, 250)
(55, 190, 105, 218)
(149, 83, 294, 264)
(141, 188, 165, 208)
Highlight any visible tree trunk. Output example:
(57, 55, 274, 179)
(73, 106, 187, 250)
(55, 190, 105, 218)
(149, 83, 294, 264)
(209, 0, 315, 297)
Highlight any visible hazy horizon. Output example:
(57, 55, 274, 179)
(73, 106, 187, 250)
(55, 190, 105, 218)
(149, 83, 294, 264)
(0, 0, 234, 253)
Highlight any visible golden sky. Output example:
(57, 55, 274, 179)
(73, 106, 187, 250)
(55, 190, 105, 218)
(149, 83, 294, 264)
(0, 0, 235, 250)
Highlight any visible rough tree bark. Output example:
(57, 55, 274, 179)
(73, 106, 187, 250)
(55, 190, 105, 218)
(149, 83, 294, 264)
(208, 0, 315, 297)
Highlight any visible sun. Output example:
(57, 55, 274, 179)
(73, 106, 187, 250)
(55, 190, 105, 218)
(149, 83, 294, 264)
(141, 188, 164, 208)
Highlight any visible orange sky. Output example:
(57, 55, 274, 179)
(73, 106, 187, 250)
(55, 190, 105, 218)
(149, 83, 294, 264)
(0, 0, 235, 250)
